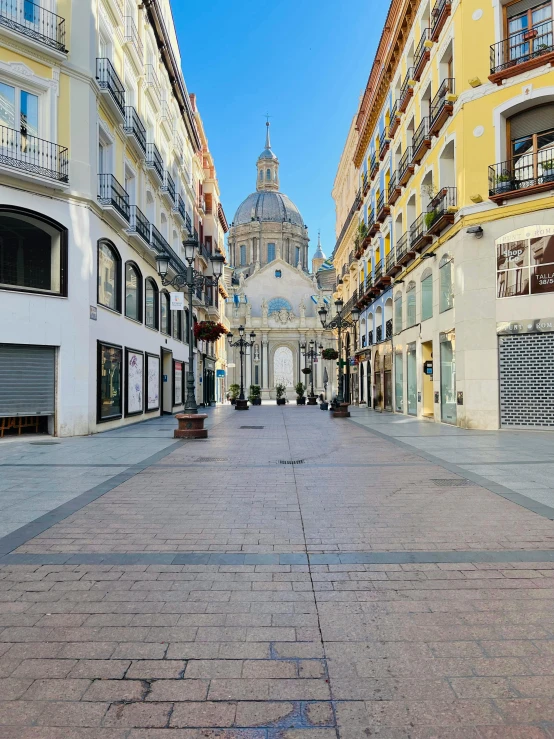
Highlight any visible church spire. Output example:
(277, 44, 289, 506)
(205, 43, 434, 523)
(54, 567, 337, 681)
(265, 120, 271, 150)
(256, 119, 279, 192)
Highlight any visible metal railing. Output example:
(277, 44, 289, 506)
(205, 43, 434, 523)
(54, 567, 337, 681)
(399, 146, 413, 181)
(124, 15, 142, 60)
(427, 186, 457, 224)
(349, 250, 355, 265)
(185, 212, 192, 232)
(123, 106, 146, 154)
(431, 0, 450, 38)
(399, 67, 415, 107)
(386, 318, 393, 339)
(0, 124, 68, 182)
(145, 64, 161, 101)
(361, 171, 368, 191)
(370, 154, 379, 177)
(377, 190, 387, 215)
(129, 205, 150, 243)
(333, 188, 361, 255)
(146, 142, 163, 182)
(409, 212, 427, 247)
(430, 78, 455, 126)
(161, 170, 176, 201)
(368, 330, 373, 346)
(488, 145, 554, 197)
(174, 194, 186, 222)
(376, 325, 383, 342)
(374, 260, 383, 281)
(396, 232, 408, 261)
(151, 223, 170, 253)
(385, 249, 396, 273)
(388, 172, 398, 200)
(0, 0, 66, 52)
(490, 19, 553, 75)
(414, 27, 431, 78)
(98, 174, 130, 221)
(200, 242, 212, 261)
(412, 117, 430, 159)
(96, 58, 125, 116)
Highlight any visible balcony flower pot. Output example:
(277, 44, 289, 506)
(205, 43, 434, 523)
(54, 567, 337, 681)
(321, 348, 339, 361)
(320, 401, 329, 410)
(523, 29, 538, 41)
(275, 383, 286, 405)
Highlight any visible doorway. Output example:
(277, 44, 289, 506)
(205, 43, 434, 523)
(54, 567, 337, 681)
(161, 348, 173, 414)
(422, 340, 434, 418)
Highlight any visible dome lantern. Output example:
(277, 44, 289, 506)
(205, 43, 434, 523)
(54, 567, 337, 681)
(256, 121, 279, 192)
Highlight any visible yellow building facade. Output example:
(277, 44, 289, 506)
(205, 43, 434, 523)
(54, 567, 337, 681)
(332, 0, 554, 429)
(0, 0, 228, 436)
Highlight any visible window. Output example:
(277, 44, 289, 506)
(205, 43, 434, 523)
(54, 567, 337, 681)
(97, 342, 122, 422)
(268, 297, 293, 315)
(507, 1, 552, 63)
(125, 262, 142, 322)
(295, 246, 300, 265)
(160, 290, 170, 334)
(275, 270, 282, 278)
(394, 352, 403, 413)
(509, 104, 554, 185)
(172, 308, 182, 341)
(406, 281, 416, 327)
(259, 169, 263, 181)
(240, 245, 246, 265)
(421, 269, 433, 321)
(266, 168, 271, 180)
(145, 278, 158, 329)
(267, 243, 276, 262)
(98, 240, 121, 311)
(394, 292, 402, 333)
(0, 81, 38, 138)
(0, 208, 67, 296)
(439, 254, 453, 312)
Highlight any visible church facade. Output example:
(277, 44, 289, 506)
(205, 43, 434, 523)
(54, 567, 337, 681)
(225, 124, 337, 400)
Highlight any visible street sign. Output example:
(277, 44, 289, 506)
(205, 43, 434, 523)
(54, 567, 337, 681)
(423, 360, 433, 376)
(170, 292, 185, 310)
(216, 369, 225, 377)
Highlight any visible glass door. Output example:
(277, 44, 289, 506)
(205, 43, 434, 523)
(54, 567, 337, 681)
(407, 345, 417, 415)
(394, 352, 403, 413)
(440, 338, 456, 424)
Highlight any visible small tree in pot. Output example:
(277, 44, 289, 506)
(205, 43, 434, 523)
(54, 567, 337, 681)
(229, 384, 240, 405)
(248, 385, 262, 405)
(275, 383, 287, 405)
(295, 381, 306, 405)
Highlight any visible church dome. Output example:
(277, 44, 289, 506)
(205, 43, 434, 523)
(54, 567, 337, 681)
(258, 148, 277, 161)
(233, 191, 305, 228)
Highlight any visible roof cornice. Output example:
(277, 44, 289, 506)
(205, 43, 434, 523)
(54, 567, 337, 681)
(353, 0, 422, 168)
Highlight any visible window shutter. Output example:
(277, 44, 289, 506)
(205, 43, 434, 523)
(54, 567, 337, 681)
(507, 0, 546, 18)
(509, 104, 554, 140)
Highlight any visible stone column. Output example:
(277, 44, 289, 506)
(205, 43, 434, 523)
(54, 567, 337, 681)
(261, 335, 270, 400)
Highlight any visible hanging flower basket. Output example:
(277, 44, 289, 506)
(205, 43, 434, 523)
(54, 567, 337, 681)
(301, 367, 312, 375)
(321, 348, 339, 361)
(193, 321, 227, 342)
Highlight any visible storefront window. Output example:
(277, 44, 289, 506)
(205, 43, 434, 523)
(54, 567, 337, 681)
(98, 241, 121, 311)
(439, 255, 453, 312)
(406, 282, 416, 327)
(125, 262, 141, 322)
(407, 344, 417, 416)
(421, 270, 433, 321)
(98, 343, 122, 421)
(172, 308, 182, 341)
(394, 352, 403, 413)
(394, 293, 402, 333)
(440, 336, 456, 424)
(496, 226, 554, 297)
(145, 278, 158, 329)
(160, 291, 170, 335)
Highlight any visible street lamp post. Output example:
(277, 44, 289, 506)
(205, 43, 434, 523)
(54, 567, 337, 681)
(318, 298, 360, 415)
(156, 235, 225, 438)
(300, 339, 323, 405)
(227, 326, 256, 410)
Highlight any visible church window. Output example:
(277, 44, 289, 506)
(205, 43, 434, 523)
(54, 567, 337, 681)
(295, 246, 300, 265)
(267, 243, 275, 262)
(266, 168, 271, 180)
(268, 297, 293, 315)
(275, 270, 282, 278)
(259, 169, 263, 181)
(240, 245, 246, 265)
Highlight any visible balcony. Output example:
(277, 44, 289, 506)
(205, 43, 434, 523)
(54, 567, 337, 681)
(409, 212, 433, 253)
(426, 187, 457, 235)
(145, 64, 161, 103)
(198, 196, 206, 213)
(124, 15, 142, 65)
(379, 138, 391, 162)
(0, 124, 68, 186)
(386, 318, 393, 340)
(198, 242, 212, 265)
(430, 0, 451, 42)
(349, 250, 355, 265)
(388, 100, 401, 139)
(362, 171, 370, 195)
(98, 174, 130, 226)
(396, 232, 414, 266)
(151, 223, 170, 254)
(429, 79, 456, 136)
(374, 260, 383, 283)
(368, 330, 373, 346)
(146, 142, 163, 184)
(173, 132, 184, 163)
(370, 154, 379, 180)
(185, 212, 192, 234)
(399, 68, 415, 113)
(398, 147, 415, 186)
(376, 191, 390, 223)
(368, 210, 380, 238)
(488, 146, 554, 204)
(127, 204, 150, 246)
(123, 106, 146, 156)
(376, 325, 383, 343)
(385, 249, 399, 276)
(490, 20, 554, 84)
(414, 28, 432, 81)
(96, 58, 125, 119)
(160, 170, 176, 205)
(388, 172, 401, 205)
(412, 117, 432, 165)
(159, 100, 174, 137)
(334, 188, 361, 253)
(0, 0, 66, 55)
(173, 194, 187, 225)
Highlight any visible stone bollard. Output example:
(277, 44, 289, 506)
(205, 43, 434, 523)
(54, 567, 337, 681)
(332, 403, 350, 418)
(307, 396, 318, 405)
(235, 399, 249, 411)
(174, 413, 208, 439)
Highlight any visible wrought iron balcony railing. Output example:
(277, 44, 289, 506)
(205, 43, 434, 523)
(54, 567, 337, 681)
(161, 170, 176, 202)
(96, 58, 125, 117)
(386, 318, 393, 339)
(412, 117, 431, 164)
(385, 249, 396, 274)
(414, 27, 432, 80)
(399, 67, 415, 111)
(0, 124, 68, 182)
(376, 324, 383, 342)
(426, 186, 457, 235)
(488, 145, 554, 200)
(185, 212, 192, 233)
(0, 0, 66, 53)
(145, 64, 161, 101)
(396, 232, 409, 262)
(490, 20, 553, 78)
(398, 146, 414, 185)
(98, 174, 130, 221)
(409, 212, 432, 252)
(124, 15, 142, 60)
(429, 78, 455, 134)
(388, 99, 401, 138)
(123, 106, 146, 154)
(174, 194, 186, 222)
(129, 204, 150, 243)
(146, 142, 163, 182)
(374, 260, 383, 282)
(431, 0, 451, 41)
(150, 223, 170, 254)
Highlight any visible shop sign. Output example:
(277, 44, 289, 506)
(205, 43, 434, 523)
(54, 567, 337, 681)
(216, 369, 226, 377)
(170, 292, 185, 310)
(497, 318, 554, 335)
(496, 225, 554, 298)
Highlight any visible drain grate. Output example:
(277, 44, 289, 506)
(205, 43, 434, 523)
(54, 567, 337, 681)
(279, 460, 305, 465)
(194, 457, 229, 462)
(430, 478, 473, 487)
(240, 426, 264, 429)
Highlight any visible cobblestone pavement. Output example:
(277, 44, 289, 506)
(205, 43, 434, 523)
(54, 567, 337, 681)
(2, 407, 554, 737)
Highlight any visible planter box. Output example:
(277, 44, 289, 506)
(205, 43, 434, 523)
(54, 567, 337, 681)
(296, 397, 306, 405)
(320, 402, 329, 410)
(277, 398, 286, 405)
(250, 398, 262, 405)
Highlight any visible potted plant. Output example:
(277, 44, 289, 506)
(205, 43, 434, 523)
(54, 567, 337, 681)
(275, 383, 286, 405)
(322, 348, 339, 361)
(194, 321, 228, 343)
(541, 159, 554, 183)
(495, 171, 515, 193)
(425, 210, 439, 230)
(320, 397, 329, 411)
(295, 382, 306, 405)
(229, 384, 240, 405)
(248, 385, 262, 405)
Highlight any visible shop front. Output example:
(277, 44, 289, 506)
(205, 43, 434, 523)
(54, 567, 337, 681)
(373, 344, 393, 411)
(203, 357, 216, 406)
(439, 331, 456, 425)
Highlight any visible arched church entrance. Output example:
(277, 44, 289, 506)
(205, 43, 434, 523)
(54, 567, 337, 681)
(273, 346, 294, 393)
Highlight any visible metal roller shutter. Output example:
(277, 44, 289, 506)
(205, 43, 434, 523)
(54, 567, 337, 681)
(507, 0, 547, 17)
(0, 344, 55, 417)
(509, 104, 554, 140)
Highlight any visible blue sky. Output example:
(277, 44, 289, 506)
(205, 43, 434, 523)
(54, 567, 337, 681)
(172, 0, 389, 262)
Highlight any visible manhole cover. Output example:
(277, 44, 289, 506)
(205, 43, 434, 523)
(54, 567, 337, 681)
(194, 457, 229, 462)
(430, 479, 472, 487)
(29, 440, 61, 445)
(240, 426, 264, 429)
(279, 460, 305, 465)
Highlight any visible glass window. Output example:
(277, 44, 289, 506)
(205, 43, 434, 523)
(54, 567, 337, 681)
(266, 168, 271, 180)
(125, 262, 141, 322)
(172, 308, 182, 341)
(275, 270, 282, 278)
(98, 241, 120, 311)
(98, 343, 122, 421)
(406, 282, 416, 327)
(240, 245, 246, 265)
(440, 338, 456, 424)
(407, 345, 417, 416)
(145, 278, 158, 329)
(259, 169, 263, 181)
(267, 243, 276, 262)
(421, 273, 433, 321)
(439, 255, 453, 312)
(0, 210, 65, 295)
(394, 294, 402, 333)
(160, 291, 170, 335)
(295, 246, 300, 265)
(0, 82, 38, 137)
(394, 352, 404, 413)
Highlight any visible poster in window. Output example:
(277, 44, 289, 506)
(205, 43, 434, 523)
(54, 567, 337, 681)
(497, 226, 554, 298)
(125, 349, 144, 416)
(98, 342, 122, 422)
(174, 360, 183, 406)
(146, 353, 160, 411)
